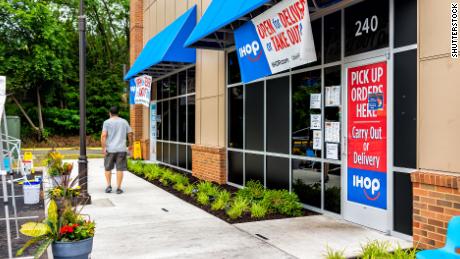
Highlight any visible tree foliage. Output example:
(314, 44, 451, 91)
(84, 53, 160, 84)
(0, 0, 129, 138)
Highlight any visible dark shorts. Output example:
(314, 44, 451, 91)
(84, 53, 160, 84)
(104, 152, 127, 171)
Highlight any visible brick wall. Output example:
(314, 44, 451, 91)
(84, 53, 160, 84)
(411, 171, 460, 249)
(191, 145, 226, 184)
(129, 0, 145, 144)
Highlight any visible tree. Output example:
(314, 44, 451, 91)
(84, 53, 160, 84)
(0, 0, 129, 140)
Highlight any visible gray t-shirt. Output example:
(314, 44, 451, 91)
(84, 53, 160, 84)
(102, 117, 133, 153)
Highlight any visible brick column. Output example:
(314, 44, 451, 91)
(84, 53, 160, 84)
(129, 0, 145, 147)
(191, 145, 226, 184)
(411, 171, 460, 249)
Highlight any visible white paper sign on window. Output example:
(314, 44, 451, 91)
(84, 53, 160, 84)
(310, 114, 321, 129)
(310, 93, 321, 109)
(325, 86, 341, 107)
(313, 130, 322, 150)
(326, 143, 339, 160)
(325, 121, 340, 143)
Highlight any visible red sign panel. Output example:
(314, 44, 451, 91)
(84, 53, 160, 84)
(347, 61, 387, 209)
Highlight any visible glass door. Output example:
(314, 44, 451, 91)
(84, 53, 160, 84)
(342, 55, 389, 232)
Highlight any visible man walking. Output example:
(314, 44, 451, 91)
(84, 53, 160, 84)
(101, 106, 133, 194)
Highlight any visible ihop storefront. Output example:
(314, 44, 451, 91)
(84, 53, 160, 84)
(128, 0, 418, 239)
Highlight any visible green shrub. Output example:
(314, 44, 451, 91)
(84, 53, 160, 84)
(262, 190, 303, 216)
(129, 161, 144, 175)
(211, 190, 231, 211)
(250, 202, 268, 218)
(159, 170, 174, 186)
(226, 196, 249, 219)
(197, 181, 220, 197)
(360, 240, 391, 259)
(324, 246, 345, 259)
(197, 192, 210, 205)
(144, 164, 162, 181)
(183, 184, 195, 196)
(389, 245, 417, 259)
(237, 180, 265, 201)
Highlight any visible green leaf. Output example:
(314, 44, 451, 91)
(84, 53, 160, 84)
(20, 222, 51, 237)
(16, 236, 45, 256)
(34, 238, 53, 259)
(48, 199, 58, 231)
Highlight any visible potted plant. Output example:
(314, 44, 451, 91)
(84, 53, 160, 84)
(45, 151, 73, 186)
(17, 174, 94, 259)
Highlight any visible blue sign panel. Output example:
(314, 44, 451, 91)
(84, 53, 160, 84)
(347, 168, 387, 209)
(234, 22, 272, 83)
(129, 79, 136, 105)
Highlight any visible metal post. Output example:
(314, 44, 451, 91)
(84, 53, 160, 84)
(1, 124, 12, 258)
(78, 0, 90, 203)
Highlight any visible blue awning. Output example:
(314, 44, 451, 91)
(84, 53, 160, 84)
(124, 6, 197, 80)
(184, 0, 271, 49)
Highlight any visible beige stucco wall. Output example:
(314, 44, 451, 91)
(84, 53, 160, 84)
(418, 0, 460, 173)
(143, 0, 226, 148)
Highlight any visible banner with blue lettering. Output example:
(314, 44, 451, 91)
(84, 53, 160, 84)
(129, 79, 136, 105)
(234, 0, 316, 83)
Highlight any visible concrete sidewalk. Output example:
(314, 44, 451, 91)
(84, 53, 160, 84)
(82, 159, 293, 259)
(81, 159, 411, 259)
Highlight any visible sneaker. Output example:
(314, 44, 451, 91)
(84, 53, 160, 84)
(105, 186, 112, 193)
(116, 188, 124, 194)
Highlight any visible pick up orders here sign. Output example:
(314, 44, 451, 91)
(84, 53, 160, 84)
(234, 0, 316, 83)
(347, 61, 387, 210)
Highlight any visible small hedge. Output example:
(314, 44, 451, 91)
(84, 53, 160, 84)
(127, 160, 304, 219)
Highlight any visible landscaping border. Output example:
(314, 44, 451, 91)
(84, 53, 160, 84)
(127, 160, 317, 224)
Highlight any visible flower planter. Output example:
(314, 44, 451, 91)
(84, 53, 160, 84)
(52, 237, 93, 259)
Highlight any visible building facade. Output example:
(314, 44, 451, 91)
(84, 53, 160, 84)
(128, 0, 460, 249)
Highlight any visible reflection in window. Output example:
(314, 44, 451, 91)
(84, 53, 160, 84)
(170, 99, 177, 141)
(169, 74, 177, 98)
(157, 102, 162, 140)
(179, 71, 187, 95)
(187, 68, 195, 93)
(187, 96, 195, 143)
(228, 86, 243, 148)
(178, 97, 187, 143)
(163, 100, 170, 141)
(292, 70, 321, 158)
(324, 163, 341, 214)
(324, 11, 341, 63)
(292, 159, 321, 208)
(227, 51, 242, 84)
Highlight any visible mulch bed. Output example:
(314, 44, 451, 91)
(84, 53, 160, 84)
(0, 172, 47, 258)
(130, 167, 317, 224)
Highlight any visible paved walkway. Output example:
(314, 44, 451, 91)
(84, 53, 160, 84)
(81, 159, 411, 259)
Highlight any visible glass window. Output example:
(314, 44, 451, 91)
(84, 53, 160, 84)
(179, 71, 187, 95)
(394, 50, 417, 168)
(156, 142, 163, 162)
(169, 74, 178, 98)
(187, 68, 195, 93)
(228, 86, 243, 149)
(324, 66, 341, 160)
(394, 0, 417, 47)
(187, 96, 195, 143)
(157, 80, 163, 100)
(266, 156, 289, 190)
(163, 142, 170, 164)
(292, 70, 321, 158)
(227, 51, 241, 84)
(187, 145, 192, 170)
(178, 97, 187, 143)
(178, 144, 187, 169)
(324, 163, 341, 213)
(170, 143, 178, 166)
(170, 99, 177, 141)
(324, 11, 341, 63)
(345, 0, 389, 56)
(394, 171, 413, 235)
(161, 78, 170, 99)
(163, 100, 170, 141)
(267, 76, 290, 154)
(228, 151, 244, 186)
(245, 82, 264, 151)
(292, 159, 322, 208)
(245, 153, 264, 185)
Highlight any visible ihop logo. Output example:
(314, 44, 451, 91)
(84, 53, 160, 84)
(238, 41, 262, 62)
(353, 175, 381, 201)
